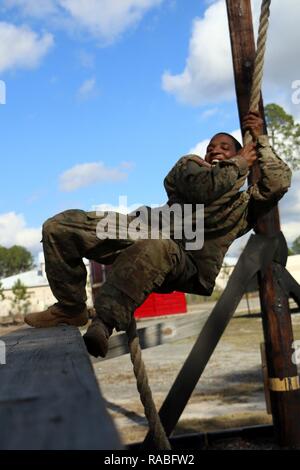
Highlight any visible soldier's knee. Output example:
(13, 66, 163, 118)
(42, 209, 85, 240)
(42, 218, 59, 240)
(42, 211, 68, 239)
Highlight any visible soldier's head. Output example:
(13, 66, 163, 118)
(205, 133, 242, 164)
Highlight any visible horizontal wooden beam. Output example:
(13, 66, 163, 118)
(93, 311, 211, 362)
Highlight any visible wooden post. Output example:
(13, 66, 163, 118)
(226, 0, 300, 447)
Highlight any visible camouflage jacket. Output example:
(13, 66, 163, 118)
(163, 135, 292, 295)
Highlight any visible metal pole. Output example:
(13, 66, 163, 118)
(226, 0, 300, 447)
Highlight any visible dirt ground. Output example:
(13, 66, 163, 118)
(93, 310, 300, 446)
(1, 306, 299, 449)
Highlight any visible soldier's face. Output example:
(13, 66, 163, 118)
(205, 134, 237, 164)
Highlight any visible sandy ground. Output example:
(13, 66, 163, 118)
(93, 310, 300, 446)
(0, 301, 299, 448)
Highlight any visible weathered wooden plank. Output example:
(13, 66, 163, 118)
(93, 311, 211, 362)
(0, 326, 123, 450)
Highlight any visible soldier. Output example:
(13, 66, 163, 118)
(25, 112, 292, 357)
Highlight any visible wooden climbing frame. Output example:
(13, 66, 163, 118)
(141, 0, 300, 450)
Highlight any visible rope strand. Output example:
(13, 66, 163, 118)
(244, 0, 271, 145)
(127, 319, 171, 450)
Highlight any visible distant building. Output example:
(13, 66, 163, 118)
(0, 253, 93, 319)
(216, 254, 300, 291)
(2, 252, 299, 320)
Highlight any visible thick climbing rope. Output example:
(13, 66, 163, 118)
(244, 0, 271, 145)
(126, 0, 271, 451)
(127, 319, 171, 450)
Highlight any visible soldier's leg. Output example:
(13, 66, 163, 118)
(25, 209, 134, 328)
(41, 209, 132, 310)
(84, 238, 194, 356)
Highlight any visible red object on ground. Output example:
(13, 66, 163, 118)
(90, 261, 187, 318)
(134, 292, 187, 319)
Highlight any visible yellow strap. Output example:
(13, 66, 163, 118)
(269, 376, 300, 392)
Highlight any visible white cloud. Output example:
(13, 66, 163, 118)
(279, 171, 300, 218)
(281, 221, 300, 245)
(59, 161, 130, 192)
(279, 170, 300, 245)
(162, 0, 300, 116)
(60, 0, 163, 43)
(0, 212, 41, 253)
(0, 22, 54, 73)
(77, 77, 97, 100)
(92, 196, 143, 215)
(4, 0, 164, 44)
(262, 1, 300, 86)
(3, 0, 58, 17)
(162, 1, 235, 106)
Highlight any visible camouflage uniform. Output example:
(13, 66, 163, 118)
(42, 135, 291, 331)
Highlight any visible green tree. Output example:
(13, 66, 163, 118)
(11, 279, 31, 318)
(0, 245, 34, 279)
(291, 236, 300, 255)
(265, 103, 300, 170)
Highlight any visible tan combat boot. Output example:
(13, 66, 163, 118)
(24, 303, 89, 328)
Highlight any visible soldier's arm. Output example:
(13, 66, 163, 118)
(237, 136, 292, 235)
(247, 135, 292, 203)
(164, 154, 249, 204)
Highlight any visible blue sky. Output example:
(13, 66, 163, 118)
(0, 0, 299, 257)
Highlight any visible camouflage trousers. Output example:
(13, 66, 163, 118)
(42, 209, 198, 331)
